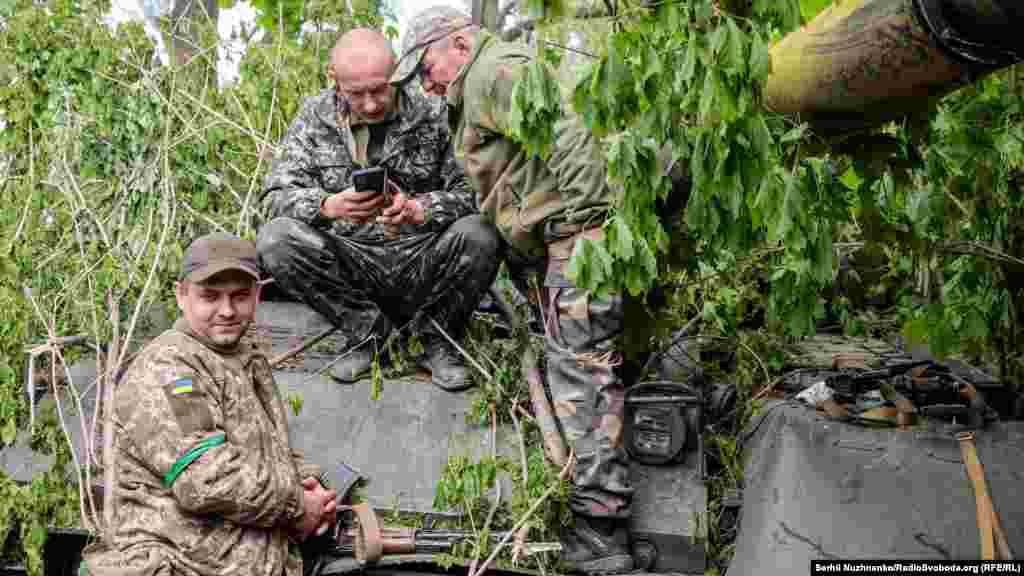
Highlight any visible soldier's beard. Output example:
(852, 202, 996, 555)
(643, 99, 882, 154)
(206, 320, 250, 349)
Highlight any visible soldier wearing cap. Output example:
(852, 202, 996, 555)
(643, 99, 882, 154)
(258, 27, 500, 391)
(80, 233, 338, 576)
(390, 8, 636, 574)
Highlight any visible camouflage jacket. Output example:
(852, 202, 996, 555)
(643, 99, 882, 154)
(81, 318, 322, 576)
(261, 84, 476, 241)
(446, 30, 617, 261)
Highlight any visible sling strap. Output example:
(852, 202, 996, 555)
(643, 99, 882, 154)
(956, 431, 1013, 560)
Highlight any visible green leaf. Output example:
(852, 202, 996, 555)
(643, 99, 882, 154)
(724, 163, 743, 217)
(610, 216, 636, 260)
(779, 123, 808, 144)
(371, 351, 382, 401)
(812, 226, 833, 282)
(1, 419, 15, 446)
(643, 44, 663, 83)
(710, 26, 727, 56)
(724, 18, 746, 78)
(638, 236, 657, 278)
(749, 30, 771, 82)
(715, 73, 738, 122)
(778, 170, 804, 239)
(590, 240, 614, 288)
(681, 35, 698, 85)
(566, 237, 592, 288)
(699, 70, 716, 124)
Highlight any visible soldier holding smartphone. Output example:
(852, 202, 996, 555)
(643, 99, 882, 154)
(258, 28, 499, 391)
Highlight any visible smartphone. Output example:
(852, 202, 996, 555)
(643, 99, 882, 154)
(352, 166, 388, 197)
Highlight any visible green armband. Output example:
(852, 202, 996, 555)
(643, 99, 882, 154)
(163, 433, 226, 489)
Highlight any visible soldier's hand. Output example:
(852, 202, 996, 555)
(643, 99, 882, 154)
(321, 186, 387, 223)
(310, 479, 339, 536)
(296, 477, 338, 540)
(378, 186, 425, 227)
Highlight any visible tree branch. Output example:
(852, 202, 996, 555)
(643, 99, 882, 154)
(502, 1, 613, 41)
(103, 289, 119, 536)
(467, 450, 575, 576)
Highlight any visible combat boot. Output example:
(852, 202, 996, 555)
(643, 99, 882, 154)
(558, 516, 634, 575)
(418, 334, 471, 392)
(329, 342, 375, 384)
(330, 317, 391, 384)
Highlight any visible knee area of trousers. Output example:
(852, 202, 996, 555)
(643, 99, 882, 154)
(451, 215, 500, 257)
(255, 218, 302, 267)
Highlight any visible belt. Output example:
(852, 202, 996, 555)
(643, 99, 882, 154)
(546, 224, 604, 260)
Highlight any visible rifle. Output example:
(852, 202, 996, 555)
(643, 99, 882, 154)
(321, 503, 508, 562)
(826, 360, 933, 403)
(825, 360, 996, 428)
(303, 503, 510, 576)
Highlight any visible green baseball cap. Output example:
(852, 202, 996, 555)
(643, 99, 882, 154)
(391, 5, 473, 85)
(180, 233, 261, 283)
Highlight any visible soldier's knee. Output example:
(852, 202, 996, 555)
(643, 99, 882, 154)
(450, 215, 499, 258)
(255, 217, 305, 271)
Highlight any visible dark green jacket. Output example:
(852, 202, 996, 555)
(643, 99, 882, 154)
(447, 30, 617, 260)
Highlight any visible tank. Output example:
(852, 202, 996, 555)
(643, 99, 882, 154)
(3, 3, 1023, 574)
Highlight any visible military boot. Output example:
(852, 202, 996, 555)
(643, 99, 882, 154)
(329, 342, 375, 384)
(558, 516, 634, 575)
(330, 318, 391, 384)
(417, 334, 471, 392)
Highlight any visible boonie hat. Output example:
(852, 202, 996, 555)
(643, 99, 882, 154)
(180, 233, 261, 283)
(391, 5, 473, 85)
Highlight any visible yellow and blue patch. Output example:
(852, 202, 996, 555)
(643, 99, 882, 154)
(170, 377, 194, 396)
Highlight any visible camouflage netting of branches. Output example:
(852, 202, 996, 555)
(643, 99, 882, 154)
(0, 0, 385, 571)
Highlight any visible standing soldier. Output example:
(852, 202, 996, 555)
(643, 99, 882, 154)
(391, 8, 635, 574)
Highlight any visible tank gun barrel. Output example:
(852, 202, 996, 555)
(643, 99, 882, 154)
(764, 0, 1023, 137)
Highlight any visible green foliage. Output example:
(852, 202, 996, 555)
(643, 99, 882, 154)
(799, 0, 834, 22)
(371, 349, 383, 401)
(514, 0, 1024, 366)
(432, 421, 572, 572)
(508, 49, 564, 161)
(285, 390, 304, 416)
(0, 0, 388, 570)
(0, 400, 80, 576)
(433, 453, 504, 513)
(559, 0, 841, 335)
(248, 0, 391, 39)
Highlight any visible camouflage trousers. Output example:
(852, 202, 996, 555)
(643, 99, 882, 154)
(543, 226, 633, 520)
(257, 215, 500, 343)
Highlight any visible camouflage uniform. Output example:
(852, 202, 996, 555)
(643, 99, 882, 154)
(257, 84, 499, 347)
(81, 318, 321, 576)
(394, 24, 632, 522)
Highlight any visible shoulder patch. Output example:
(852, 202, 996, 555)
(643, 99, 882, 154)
(169, 376, 195, 396)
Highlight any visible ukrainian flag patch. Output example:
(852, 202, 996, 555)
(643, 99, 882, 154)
(171, 377, 194, 396)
